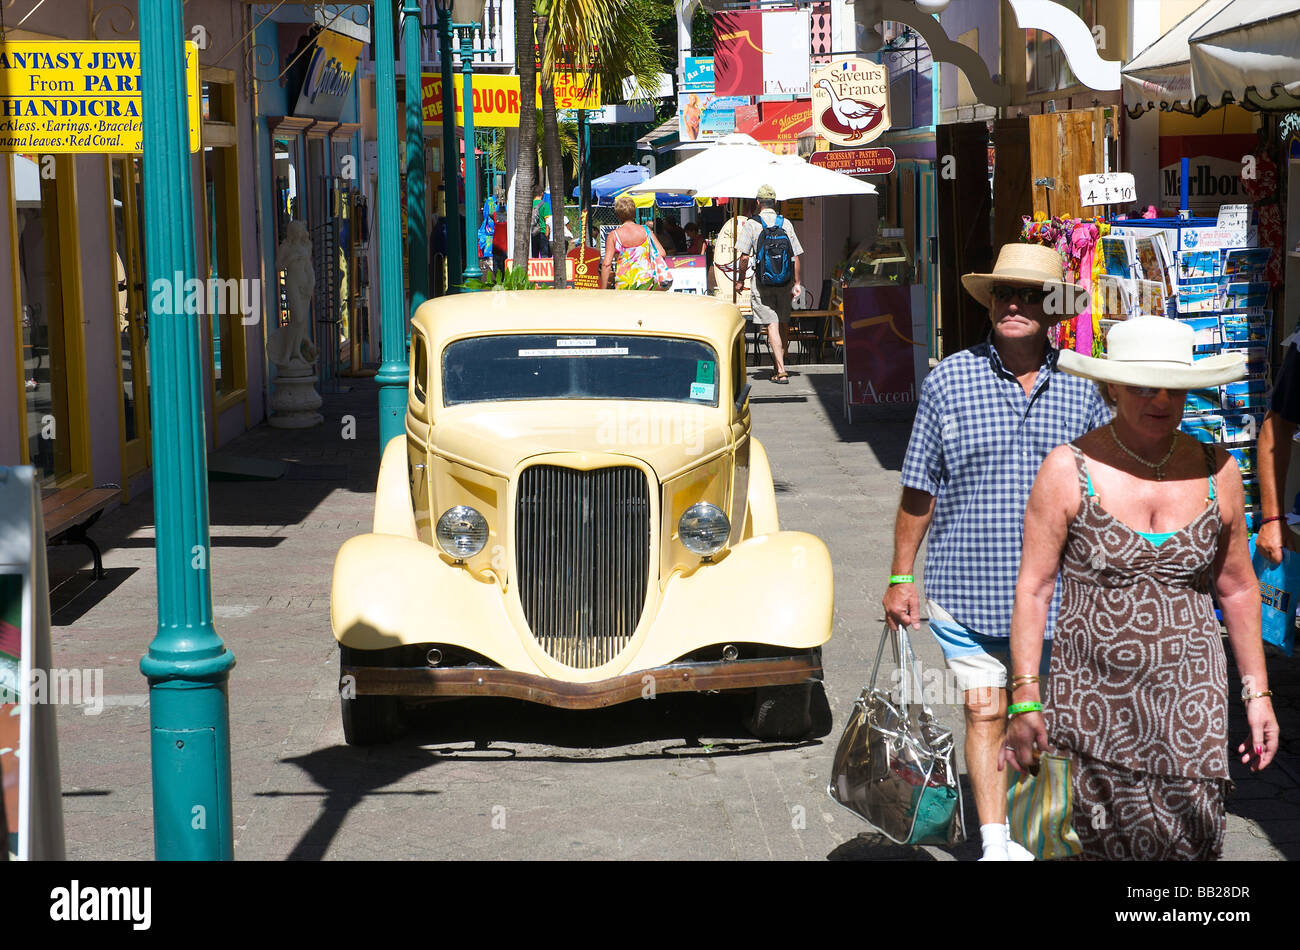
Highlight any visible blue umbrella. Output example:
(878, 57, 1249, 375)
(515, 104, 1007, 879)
(582, 164, 650, 204)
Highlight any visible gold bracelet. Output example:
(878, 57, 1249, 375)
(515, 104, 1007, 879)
(1010, 674, 1040, 686)
(1243, 689, 1274, 703)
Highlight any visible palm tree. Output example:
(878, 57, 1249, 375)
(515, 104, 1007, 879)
(513, 0, 537, 268)
(489, 109, 580, 183)
(531, 0, 668, 286)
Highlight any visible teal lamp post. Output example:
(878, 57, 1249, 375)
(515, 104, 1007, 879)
(403, 0, 430, 317)
(138, 0, 235, 858)
(448, 0, 492, 288)
(433, 0, 462, 291)
(376, 0, 411, 449)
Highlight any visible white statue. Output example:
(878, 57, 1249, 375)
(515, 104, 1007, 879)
(269, 220, 318, 372)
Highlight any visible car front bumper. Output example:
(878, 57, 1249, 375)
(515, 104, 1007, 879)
(342, 651, 822, 710)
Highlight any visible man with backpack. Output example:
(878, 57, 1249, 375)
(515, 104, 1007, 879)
(736, 184, 803, 383)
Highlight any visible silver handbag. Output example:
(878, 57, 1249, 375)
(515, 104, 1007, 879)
(827, 624, 965, 846)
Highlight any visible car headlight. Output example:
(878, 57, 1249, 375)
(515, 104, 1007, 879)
(678, 502, 730, 558)
(435, 506, 489, 560)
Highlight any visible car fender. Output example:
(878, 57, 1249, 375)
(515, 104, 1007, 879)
(632, 530, 833, 669)
(744, 436, 780, 536)
(374, 435, 418, 539)
(331, 533, 541, 671)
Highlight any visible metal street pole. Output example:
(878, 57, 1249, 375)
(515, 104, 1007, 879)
(437, 9, 462, 291)
(458, 25, 484, 285)
(138, 0, 234, 860)
(403, 0, 429, 317)
(375, 0, 410, 448)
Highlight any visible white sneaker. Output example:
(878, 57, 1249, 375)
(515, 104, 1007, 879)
(1006, 838, 1036, 861)
(978, 844, 1010, 861)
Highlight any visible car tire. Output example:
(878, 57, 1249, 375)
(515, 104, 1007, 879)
(339, 646, 403, 746)
(744, 682, 814, 740)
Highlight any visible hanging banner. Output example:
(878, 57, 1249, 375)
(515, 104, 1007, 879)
(811, 146, 895, 176)
(0, 41, 202, 153)
(810, 58, 891, 147)
(291, 28, 362, 120)
(678, 92, 750, 142)
(683, 57, 715, 92)
(713, 10, 811, 96)
(422, 73, 522, 128)
(539, 72, 600, 111)
(737, 98, 811, 155)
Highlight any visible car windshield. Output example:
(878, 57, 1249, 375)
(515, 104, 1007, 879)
(442, 334, 721, 407)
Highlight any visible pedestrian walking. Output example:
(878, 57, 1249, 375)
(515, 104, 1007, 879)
(884, 242, 1110, 861)
(1255, 341, 1300, 563)
(599, 194, 668, 290)
(735, 185, 803, 383)
(1004, 316, 1278, 860)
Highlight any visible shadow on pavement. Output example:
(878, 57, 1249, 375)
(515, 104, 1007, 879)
(801, 369, 914, 468)
(270, 744, 442, 860)
(48, 565, 137, 626)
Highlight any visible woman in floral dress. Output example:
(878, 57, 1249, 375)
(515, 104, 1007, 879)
(1004, 317, 1279, 860)
(600, 194, 668, 290)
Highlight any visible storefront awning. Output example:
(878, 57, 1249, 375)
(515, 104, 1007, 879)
(636, 117, 680, 155)
(1189, 0, 1300, 110)
(1121, 0, 1234, 117)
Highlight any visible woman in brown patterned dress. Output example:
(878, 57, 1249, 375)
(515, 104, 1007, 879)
(1003, 317, 1280, 860)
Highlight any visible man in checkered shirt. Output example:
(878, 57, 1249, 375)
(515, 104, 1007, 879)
(884, 243, 1110, 861)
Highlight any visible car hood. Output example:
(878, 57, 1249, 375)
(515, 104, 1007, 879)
(428, 402, 734, 481)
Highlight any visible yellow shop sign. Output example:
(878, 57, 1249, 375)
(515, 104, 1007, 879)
(0, 41, 202, 153)
(422, 73, 521, 128)
(538, 72, 600, 111)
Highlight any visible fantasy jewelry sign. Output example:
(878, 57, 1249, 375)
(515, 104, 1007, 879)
(810, 58, 890, 147)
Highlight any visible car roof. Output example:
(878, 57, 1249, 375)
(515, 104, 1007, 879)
(412, 289, 746, 355)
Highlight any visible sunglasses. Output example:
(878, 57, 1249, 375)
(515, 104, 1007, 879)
(991, 284, 1048, 305)
(1122, 385, 1183, 398)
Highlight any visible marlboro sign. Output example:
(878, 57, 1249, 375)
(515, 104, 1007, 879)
(811, 58, 890, 147)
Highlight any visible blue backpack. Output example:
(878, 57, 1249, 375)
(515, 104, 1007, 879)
(754, 214, 794, 287)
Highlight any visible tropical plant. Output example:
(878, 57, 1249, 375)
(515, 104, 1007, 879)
(461, 265, 542, 291)
(513, 0, 538, 268)
(488, 109, 580, 182)
(531, 0, 669, 286)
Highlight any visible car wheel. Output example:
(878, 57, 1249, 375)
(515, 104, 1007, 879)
(339, 646, 403, 746)
(744, 682, 814, 740)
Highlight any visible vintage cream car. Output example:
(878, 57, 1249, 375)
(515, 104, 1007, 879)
(330, 290, 833, 744)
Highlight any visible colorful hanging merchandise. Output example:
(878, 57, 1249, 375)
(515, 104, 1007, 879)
(1020, 214, 1111, 357)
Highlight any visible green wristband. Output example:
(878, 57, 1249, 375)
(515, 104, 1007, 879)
(1007, 701, 1044, 718)
(888, 575, 914, 585)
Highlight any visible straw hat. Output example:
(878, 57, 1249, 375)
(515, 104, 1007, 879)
(961, 243, 1076, 315)
(1057, 315, 1246, 389)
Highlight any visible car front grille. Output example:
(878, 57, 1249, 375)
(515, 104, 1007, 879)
(515, 464, 652, 669)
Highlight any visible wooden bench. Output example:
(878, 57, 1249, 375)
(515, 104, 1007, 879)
(42, 487, 118, 580)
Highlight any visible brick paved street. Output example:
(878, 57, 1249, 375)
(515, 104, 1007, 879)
(47, 365, 1300, 860)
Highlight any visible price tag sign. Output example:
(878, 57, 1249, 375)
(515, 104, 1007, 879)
(1216, 203, 1249, 232)
(1078, 172, 1136, 207)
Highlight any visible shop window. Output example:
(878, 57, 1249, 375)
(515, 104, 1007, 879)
(1025, 0, 1095, 96)
(200, 76, 246, 408)
(111, 156, 151, 476)
(15, 154, 88, 489)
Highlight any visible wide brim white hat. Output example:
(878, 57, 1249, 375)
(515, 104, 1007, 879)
(961, 243, 1077, 320)
(1057, 315, 1246, 389)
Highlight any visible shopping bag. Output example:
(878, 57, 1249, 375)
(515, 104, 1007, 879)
(827, 624, 965, 846)
(1005, 752, 1083, 860)
(1249, 536, 1298, 657)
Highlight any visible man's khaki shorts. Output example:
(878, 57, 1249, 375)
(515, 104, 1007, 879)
(749, 283, 792, 325)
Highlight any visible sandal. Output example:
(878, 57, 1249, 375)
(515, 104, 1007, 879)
(772, 373, 789, 384)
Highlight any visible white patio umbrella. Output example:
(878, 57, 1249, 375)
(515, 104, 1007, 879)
(1189, 0, 1300, 108)
(1120, 0, 1234, 116)
(693, 153, 878, 200)
(624, 133, 779, 196)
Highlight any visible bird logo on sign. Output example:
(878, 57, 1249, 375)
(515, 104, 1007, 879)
(815, 79, 884, 141)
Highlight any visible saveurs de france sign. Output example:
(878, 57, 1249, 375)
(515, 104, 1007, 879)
(811, 58, 890, 147)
